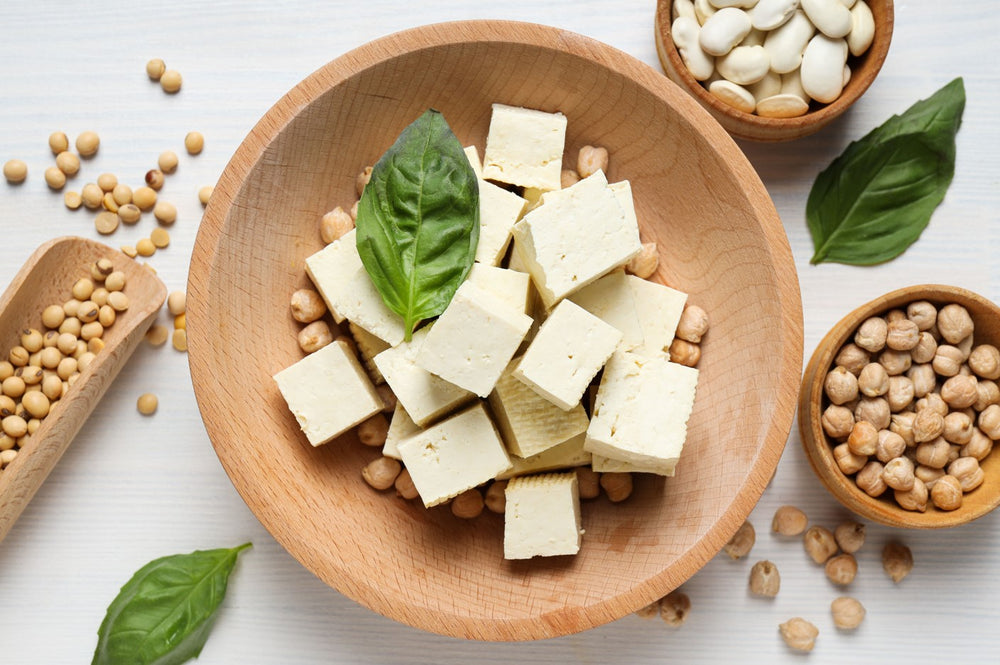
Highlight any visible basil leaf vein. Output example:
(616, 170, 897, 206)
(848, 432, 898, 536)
(356, 109, 479, 341)
(807, 77, 965, 265)
(92, 542, 251, 665)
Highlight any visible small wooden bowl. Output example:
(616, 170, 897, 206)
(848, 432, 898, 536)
(187, 20, 803, 640)
(654, 0, 894, 141)
(800, 285, 1000, 529)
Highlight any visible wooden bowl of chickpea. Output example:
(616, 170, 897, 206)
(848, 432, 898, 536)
(800, 285, 1000, 529)
(187, 20, 803, 640)
(654, 0, 894, 141)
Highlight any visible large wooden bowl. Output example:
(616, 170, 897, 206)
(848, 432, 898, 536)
(655, 0, 894, 141)
(187, 20, 802, 640)
(800, 285, 1000, 529)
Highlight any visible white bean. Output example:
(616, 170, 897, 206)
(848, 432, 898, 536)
(699, 7, 753, 56)
(843, 63, 852, 87)
(709, 79, 756, 113)
(708, 0, 759, 7)
(741, 27, 767, 46)
(749, 0, 799, 31)
(764, 10, 815, 73)
(801, 0, 852, 38)
(847, 0, 875, 56)
(674, 0, 697, 21)
(672, 16, 717, 81)
(780, 68, 811, 103)
(694, 0, 718, 24)
(756, 93, 810, 117)
(801, 34, 849, 103)
(716, 45, 770, 85)
(747, 70, 782, 100)
(839, 0, 857, 8)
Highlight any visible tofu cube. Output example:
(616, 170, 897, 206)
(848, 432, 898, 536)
(514, 299, 623, 411)
(590, 453, 675, 476)
(305, 229, 406, 346)
(415, 280, 532, 398)
(584, 351, 699, 476)
(397, 402, 512, 507)
(504, 472, 583, 559)
(272, 340, 384, 446)
(476, 179, 527, 266)
(373, 326, 475, 428)
(488, 361, 589, 458)
(511, 170, 641, 308)
(629, 276, 687, 356)
(467, 264, 532, 314)
(464, 145, 483, 179)
(382, 402, 421, 460)
(482, 103, 567, 192)
(497, 433, 591, 480)
(567, 269, 643, 350)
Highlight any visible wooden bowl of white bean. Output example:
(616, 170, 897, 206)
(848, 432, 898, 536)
(188, 20, 803, 640)
(655, 0, 894, 141)
(800, 285, 1000, 529)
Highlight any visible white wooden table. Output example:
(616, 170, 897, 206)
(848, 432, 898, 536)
(1, 1, 997, 661)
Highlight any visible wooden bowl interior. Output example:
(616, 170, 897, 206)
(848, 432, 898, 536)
(654, 0, 894, 141)
(0, 237, 166, 541)
(800, 285, 1000, 529)
(187, 21, 802, 640)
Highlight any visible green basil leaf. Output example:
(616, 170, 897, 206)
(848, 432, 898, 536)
(807, 78, 965, 265)
(92, 543, 251, 665)
(355, 109, 479, 341)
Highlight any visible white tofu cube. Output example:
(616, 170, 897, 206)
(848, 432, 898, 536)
(382, 402, 421, 460)
(567, 269, 643, 350)
(415, 280, 532, 398)
(514, 299, 622, 410)
(464, 145, 483, 179)
(511, 170, 641, 308)
(305, 230, 406, 346)
(497, 433, 591, 480)
(476, 179, 527, 266)
(608, 180, 639, 235)
(272, 340, 384, 446)
(504, 472, 583, 559)
(373, 326, 475, 428)
(482, 103, 567, 192)
(584, 351, 699, 476)
(397, 402, 512, 507)
(590, 453, 675, 476)
(488, 361, 589, 458)
(629, 276, 687, 356)
(467, 264, 531, 314)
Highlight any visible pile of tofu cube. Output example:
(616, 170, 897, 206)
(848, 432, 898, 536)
(274, 104, 700, 560)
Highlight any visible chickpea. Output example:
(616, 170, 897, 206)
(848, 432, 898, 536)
(749, 560, 780, 597)
(933, 345, 965, 377)
(907, 363, 937, 398)
(882, 456, 915, 491)
(895, 476, 929, 512)
(357, 414, 389, 447)
(659, 590, 691, 627)
(916, 437, 951, 469)
(847, 420, 878, 456)
(978, 404, 1000, 439)
(930, 474, 963, 511)
(626, 242, 659, 280)
(948, 456, 984, 492)
(911, 332, 938, 364)
(297, 321, 333, 354)
(576, 467, 601, 499)
(825, 553, 858, 586)
(355, 166, 373, 198)
(484, 480, 506, 513)
(975, 380, 1000, 412)
(779, 618, 818, 652)
(600, 472, 633, 502)
(912, 409, 944, 443)
(668, 338, 700, 367)
(875, 429, 906, 463)
(577, 145, 609, 179)
(886, 375, 914, 412)
(941, 374, 979, 409)
(560, 169, 580, 189)
(857, 362, 889, 397)
(906, 301, 937, 331)
(451, 489, 484, 519)
(394, 469, 419, 500)
(361, 456, 400, 490)
(916, 392, 948, 417)
(854, 397, 890, 430)
(803, 525, 838, 564)
(833, 521, 865, 554)
(824, 366, 858, 405)
(771, 506, 807, 536)
(320, 206, 354, 244)
(854, 316, 887, 353)
(937, 304, 974, 344)
(856, 460, 887, 497)
(723, 520, 756, 559)
(831, 597, 866, 630)
(962, 428, 993, 461)
(835, 343, 870, 376)
(833, 443, 867, 475)
(878, 348, 911, 376)
(886, 318, 920, 351)
(823, 405, 855, 439)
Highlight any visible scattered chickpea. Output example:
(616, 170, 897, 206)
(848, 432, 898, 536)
(831, 596, 865, 630)
(771, 505, 807, 536)
(576, 467, 601, 499)
(289, 289, 326, 324)
(560, 169, 580, 189)
(320, 206, 355, 244)
(153, 201, 177, 224)
(625, 242, 659, 279)
(184, 131, 204, 155)
(198, 185, 214, 205)
(749, 560, 780, 597)
(44, 166, 66, 190)
(823, 553, 857, 586)
(803, 525, 838, 564)
(577, 145, 609, 179)
(355, 165, 373, 198)
(136, 393, 158, 415)
(833, 521, 865, 554)
(297, 321, 333, 354)
(361, 456, 401, 491)
(600, 471, 633, 502)
(145, 169, 165, 190)
(659, 591, 691, 627)
(49, 131, 69, 155)
(358, 414, 389, 447)
(394, 468, 419, 500)
(722, 520, 755, 559)
(882, 541, 913, 583)
(779, 618, 818, 652)
(675, 304, 709, 345)
(75, 131, 100, 157)
(158, 150, 179, 174)
(451, 488, 485, 519)
(668, 338, 700, 368)
(160, 69, 183, 93)
(484, 480, 507, 513)
(635, 601, 659, 619)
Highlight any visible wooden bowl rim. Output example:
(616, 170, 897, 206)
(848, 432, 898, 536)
(799, 284, 1000, 529)
(653, 0, 895, 141)
(187, 19, 803, 639)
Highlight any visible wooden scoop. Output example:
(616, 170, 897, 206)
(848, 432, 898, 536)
(0, 237, 166, 543)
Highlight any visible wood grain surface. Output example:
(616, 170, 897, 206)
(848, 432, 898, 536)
(0, 1, 998, 662)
